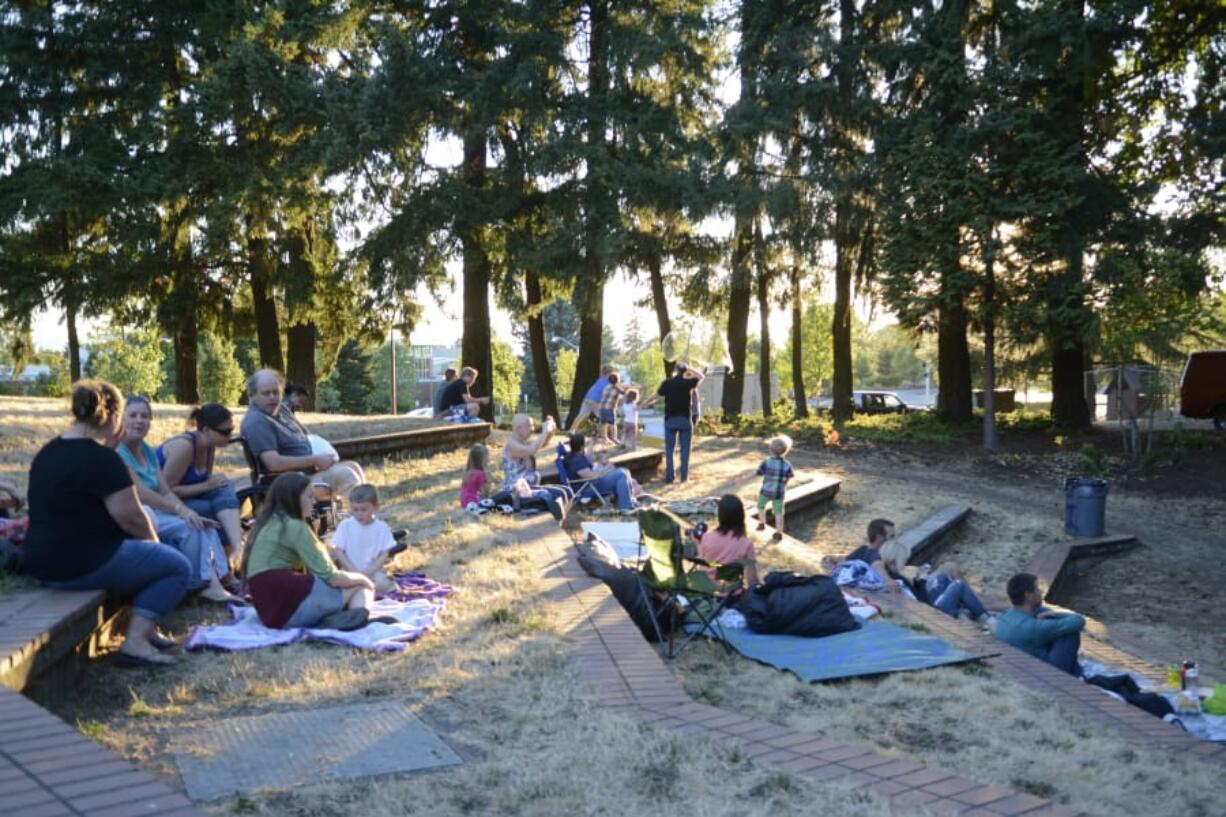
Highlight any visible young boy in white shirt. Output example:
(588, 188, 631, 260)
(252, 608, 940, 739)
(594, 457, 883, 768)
(331, 484, 405, 594)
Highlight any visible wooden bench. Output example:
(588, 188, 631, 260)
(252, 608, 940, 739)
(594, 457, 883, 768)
(0, 588, 123, 695)
(754, 473, 842, 525)
(1026, 534, 1139, 597)
(898, 504, 972, 564)
(538, 448, 664, 485)
(331, 422, 491, 461)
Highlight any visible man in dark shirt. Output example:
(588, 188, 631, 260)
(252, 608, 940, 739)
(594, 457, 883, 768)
(435, 366, 489, 418)
(642, 362, 704, 483)
(431, 368, 458, 416)
(823, 518, 900, 594)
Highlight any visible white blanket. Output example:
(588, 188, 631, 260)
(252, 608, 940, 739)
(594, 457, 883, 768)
(185, 597, 444, 653)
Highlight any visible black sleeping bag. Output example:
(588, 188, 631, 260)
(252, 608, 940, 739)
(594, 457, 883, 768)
(738, 571, 859, 637)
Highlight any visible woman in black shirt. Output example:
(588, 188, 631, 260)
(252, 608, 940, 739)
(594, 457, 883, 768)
(24, 381, 192, 667)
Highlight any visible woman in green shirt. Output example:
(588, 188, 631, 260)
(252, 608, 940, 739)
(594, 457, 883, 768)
(242, 473, 375, 630)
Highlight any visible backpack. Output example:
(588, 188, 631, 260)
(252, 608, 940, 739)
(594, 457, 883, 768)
(738, 571, 859, 637)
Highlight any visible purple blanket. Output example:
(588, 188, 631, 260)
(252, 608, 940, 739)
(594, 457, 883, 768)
(186, 573, 453, 653)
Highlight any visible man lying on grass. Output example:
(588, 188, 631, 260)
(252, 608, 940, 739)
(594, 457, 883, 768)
(994, 572, 1085, 677)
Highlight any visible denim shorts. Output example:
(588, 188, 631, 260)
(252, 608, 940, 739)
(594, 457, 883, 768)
(285, 575, 345, 628)
(598, 408, 616, 424)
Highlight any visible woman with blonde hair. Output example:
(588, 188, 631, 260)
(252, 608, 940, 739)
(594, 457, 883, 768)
(880, 537, 989, 621)
(24, 381, 191, 667)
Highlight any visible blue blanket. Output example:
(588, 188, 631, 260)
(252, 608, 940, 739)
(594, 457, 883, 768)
(699, 620, 993, 682)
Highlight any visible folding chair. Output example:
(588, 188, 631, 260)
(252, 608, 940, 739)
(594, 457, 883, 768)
(634, 506, 748, 658)
(235, 436, 338, 536)
(553, 443, 609, 509)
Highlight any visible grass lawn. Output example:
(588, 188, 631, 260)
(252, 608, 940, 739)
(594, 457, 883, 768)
(2, 396, 1220, 816)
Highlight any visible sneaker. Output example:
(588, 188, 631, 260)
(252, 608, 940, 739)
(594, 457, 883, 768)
(316, 608, 370, 631)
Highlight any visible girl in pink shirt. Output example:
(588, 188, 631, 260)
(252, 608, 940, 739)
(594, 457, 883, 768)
(694, 494, 759, 587)
(460, 444, 491, 508)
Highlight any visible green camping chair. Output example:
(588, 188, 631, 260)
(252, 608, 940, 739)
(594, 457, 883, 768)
(635, 506, 749, 659)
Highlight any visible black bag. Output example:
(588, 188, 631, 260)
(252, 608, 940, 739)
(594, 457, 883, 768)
(738, 571, 858, 637)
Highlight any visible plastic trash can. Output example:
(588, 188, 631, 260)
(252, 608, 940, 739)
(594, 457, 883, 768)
(1064, 477, 1107, 537)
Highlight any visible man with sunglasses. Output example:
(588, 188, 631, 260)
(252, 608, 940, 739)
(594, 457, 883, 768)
(240, 369, 364, 503)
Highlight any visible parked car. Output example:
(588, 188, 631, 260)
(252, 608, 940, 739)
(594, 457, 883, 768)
(812, 390, 925, 416)
(1179, 350, 1226, 430)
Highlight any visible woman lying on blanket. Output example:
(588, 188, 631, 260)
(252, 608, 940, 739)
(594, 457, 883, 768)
(879, 538, 990, 622)
(241, 472, 379, 632)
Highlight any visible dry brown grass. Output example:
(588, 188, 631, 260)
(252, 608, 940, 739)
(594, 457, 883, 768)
(676, 643, 1222, 817)
(3, 397, 905, 816)
(5, 398, 1217, 816)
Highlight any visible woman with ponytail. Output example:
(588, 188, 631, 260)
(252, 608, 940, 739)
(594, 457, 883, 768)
(158, 403, 243, 565)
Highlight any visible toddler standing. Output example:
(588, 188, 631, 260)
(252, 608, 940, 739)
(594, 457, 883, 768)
(621, 389, 640, 451)
(331, 484, 404, 594)
(755, 435, 795, 542)
(460, 443, 493, 510)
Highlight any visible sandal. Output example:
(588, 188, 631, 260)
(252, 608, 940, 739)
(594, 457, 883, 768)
(149, 631, 178, 651)
(114, 649, 176, 668)
(200, 585, 246, 605)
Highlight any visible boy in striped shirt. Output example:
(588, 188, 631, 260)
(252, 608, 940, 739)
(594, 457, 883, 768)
(755, 435, 795, 542)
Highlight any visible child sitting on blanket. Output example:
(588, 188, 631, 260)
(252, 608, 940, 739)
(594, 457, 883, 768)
(331, 484, 405, 594)
(460, 443, 493, 510)
(754, 435, 795, 543)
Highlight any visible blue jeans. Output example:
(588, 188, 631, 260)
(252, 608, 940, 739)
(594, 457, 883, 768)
(1044, 631, 1083, 677)
(185, 484, 241, 546)
(285, 576, 345, 628)
(592, 470, 635, 510)
(147, 507, 227, 587)
(927, 575, 988, 620)
(45, 538, 191, 621)
(664, 416, 693, 483)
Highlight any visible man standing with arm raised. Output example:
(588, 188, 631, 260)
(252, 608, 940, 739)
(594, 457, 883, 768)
(642, 362, 704, 484)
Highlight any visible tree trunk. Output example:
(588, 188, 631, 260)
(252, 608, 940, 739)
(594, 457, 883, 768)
(285, 322, 317, 411)
(756, 233, 772, 418)
(565, 0, 609, 429)
(525, 270, 559, 420)
(831, 0, 857, 426)
(459, 135, 494, 422)
(724, 217, 752, 421)
(789, 262, 808, 418)
(1049, 326, 1090, 428)
(982, 239, 998, 449)
(936, 280, 972, 424)
(174, 302, 199, 404)
(566, 277, 605, 428)
(65, 299, 81, 381)
(247, 236, 284, 372)
(1048, 0, 1092, 431)
(648, 252, 674, 378)
(832, 205, 854, 425)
